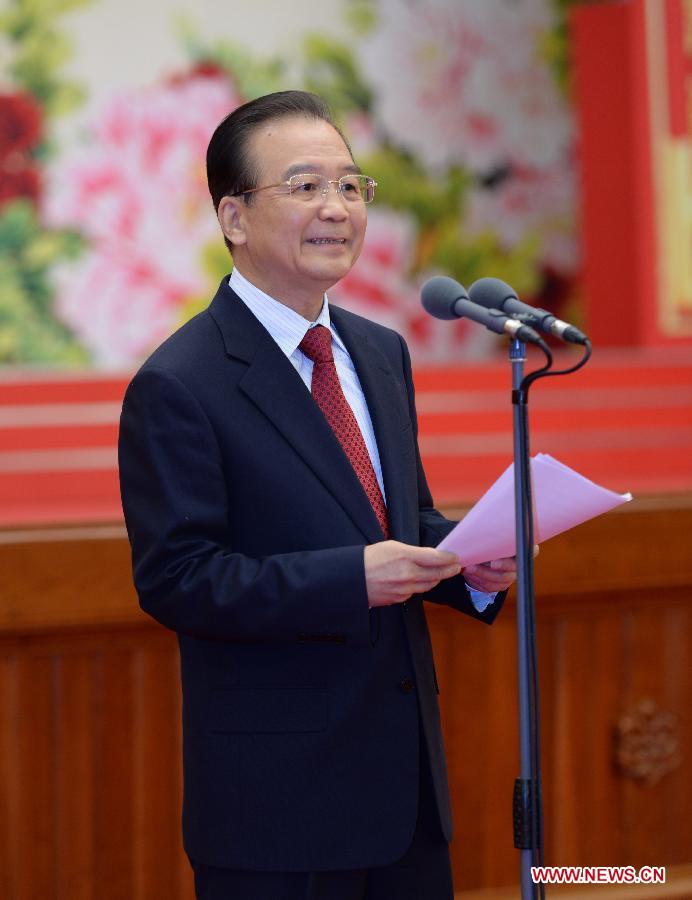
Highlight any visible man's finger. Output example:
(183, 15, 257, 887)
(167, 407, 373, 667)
(488, 556, 518, 572)
(484, 546, 540, 572)
(410, 547, 461, 569)
(465, 568, 515, 589)
(466, 572, 513, 588)
(412, 579, 443, 595)
(414, 563, 461, 585)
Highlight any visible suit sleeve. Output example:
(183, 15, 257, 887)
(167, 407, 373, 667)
(118, 366, 371, 644)
(396, 335, 507, 624)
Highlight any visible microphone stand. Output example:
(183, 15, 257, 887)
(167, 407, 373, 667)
(418, 274, 592, 898)
(510, 337, 543, 899)
(509, 333, 590, 899)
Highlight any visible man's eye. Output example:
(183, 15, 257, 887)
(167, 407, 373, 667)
(341, 181, 358, 193)
(291, 179, 319, 193)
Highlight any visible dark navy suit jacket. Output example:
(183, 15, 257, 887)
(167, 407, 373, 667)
(118, 277, 505, 872)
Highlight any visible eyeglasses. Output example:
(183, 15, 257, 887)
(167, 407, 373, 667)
(233, 173, 377, 204)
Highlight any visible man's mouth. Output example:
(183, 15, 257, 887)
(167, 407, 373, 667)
(306, 238, 346, 245)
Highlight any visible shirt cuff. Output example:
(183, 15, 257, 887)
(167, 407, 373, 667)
(466, 587, 498, 613)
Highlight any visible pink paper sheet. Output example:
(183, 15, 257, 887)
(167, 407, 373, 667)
(437, 453, 632, 565)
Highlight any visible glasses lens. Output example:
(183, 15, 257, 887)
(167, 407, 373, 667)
(340, 175, 375, 203)
(287, 174, 324, 200)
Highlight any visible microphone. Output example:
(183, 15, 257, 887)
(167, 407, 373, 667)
(421, 276, 545, 346)
(469, 277, 589, 345)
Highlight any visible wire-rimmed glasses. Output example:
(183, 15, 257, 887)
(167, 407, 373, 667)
(233, 173, 377, 204)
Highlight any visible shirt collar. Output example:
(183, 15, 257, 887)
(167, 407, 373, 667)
(229, 268, 348, 358)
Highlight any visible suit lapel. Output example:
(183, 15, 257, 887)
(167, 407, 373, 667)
(209, 281, 384, 543)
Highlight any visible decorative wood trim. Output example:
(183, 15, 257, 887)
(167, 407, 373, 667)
(614, 698, 682, 786)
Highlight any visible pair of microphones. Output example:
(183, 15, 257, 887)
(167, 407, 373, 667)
(421, 276, 589, 347)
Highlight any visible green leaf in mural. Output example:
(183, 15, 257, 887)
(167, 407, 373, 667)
(545, 0, 584, 95)
(0, 200, 87, 364)
(302, 35, 372, 114)
(345, 0, 378, 36)
(1, 0, 92, 120)
(431, 221, 542, 300)
(360, 147, 470, 231)
(174, 17, 286, 100)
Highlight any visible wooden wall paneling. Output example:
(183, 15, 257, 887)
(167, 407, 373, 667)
(0, 497, 690, 896)
(20, 652, 56, 898)
(663, 605, 692, 862)
(434, 614, 492, 888)
(92, 648, 135, 898)
(554, 615, 582, 861)
(535, 609, 556, 870)
(0, 622, 196, 900)
(584, 611, 625, 866)
(131, 641, 184, 900)
(536, 605, 575, 873)
(0, 653, 19, 899)
(628, 599, 692, 867)
(432, 610, 521, 889)
(54, 651, 94, 900)
(477, 614, 519, 887)
(554, 612, 624, 865)
(620, 608, 670, 866)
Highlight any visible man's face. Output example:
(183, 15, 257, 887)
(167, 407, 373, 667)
(220, 116, 367, 316)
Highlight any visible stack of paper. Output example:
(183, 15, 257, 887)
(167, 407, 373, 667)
(437, 453, 632, 566)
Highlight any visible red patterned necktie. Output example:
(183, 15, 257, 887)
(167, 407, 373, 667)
(299, 325, 389, 538)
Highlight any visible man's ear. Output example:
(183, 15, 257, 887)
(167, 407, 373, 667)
(218, 196, 248, 247)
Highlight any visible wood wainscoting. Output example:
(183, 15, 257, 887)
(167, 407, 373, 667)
(1, 495, 691, 899)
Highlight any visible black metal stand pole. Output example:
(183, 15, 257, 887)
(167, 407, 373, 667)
(510, 338, 542, 899)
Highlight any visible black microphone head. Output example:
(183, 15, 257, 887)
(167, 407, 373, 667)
(421, 276, 469, 320)
(468, 277, 518, 312)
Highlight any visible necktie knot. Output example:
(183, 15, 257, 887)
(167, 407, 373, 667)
(299, 325, 333, 364)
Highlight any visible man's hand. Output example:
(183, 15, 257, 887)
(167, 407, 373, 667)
(364, 541, 462, 608)
(462, 546, 539, 594)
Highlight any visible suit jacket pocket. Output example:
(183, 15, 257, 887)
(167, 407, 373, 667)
(210, 686, 327, 734)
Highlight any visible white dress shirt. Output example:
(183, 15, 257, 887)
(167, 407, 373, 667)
(229, 268, 495, 613)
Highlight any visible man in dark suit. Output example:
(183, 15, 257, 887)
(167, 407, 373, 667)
(119, 91, 518, 900)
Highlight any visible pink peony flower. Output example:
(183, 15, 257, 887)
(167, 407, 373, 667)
(51, 247, 189, 367)
(358, 0, 572, 175)
(43, 71, 242, 365)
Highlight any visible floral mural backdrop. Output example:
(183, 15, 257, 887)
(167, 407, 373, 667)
(0, 0, 579, 368)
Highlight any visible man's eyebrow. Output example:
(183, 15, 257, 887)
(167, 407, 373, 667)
(281, 162, 363, 179)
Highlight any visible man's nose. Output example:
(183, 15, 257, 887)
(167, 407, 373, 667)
(317, 184, 349, 218)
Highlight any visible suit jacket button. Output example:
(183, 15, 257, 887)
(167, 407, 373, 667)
(400, 677, 415, 694)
